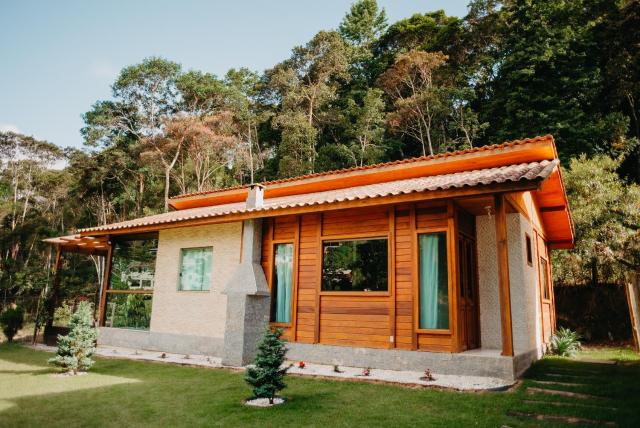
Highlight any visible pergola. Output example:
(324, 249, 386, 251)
(41, 234, 110, 344)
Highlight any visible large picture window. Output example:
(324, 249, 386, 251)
(322, 238, 388, 292)
(104, 235, 157, 330)
(418, 232, 449, 330)
(271, 243, 294, 323)
(179, 247, 212, 291)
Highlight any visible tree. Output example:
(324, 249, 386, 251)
(111, 57, 182, 211)
(479, 0, 626, 159)
(552, 154, 640, 286)
(342, 88, 386, 166)
(244, 328, 288, 404)
(339, 0, 387, 48)
(265, 31, 352, 176)
(378, 50, 449, 156)
(0, 306, 24, 342)
(48, 301, 98, 374)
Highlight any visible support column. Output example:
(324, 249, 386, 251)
(98, 240, 113, 326)
(222, 184, 271, 366)
(494, 194, 514, 357)
(43, 246, 63, 343)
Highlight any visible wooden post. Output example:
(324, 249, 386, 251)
(98, 239, 113, 327)
(43, 246, 63, 341)
(494, 194, 514, 357)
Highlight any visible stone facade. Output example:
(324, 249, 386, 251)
(476, 213, 543, 356)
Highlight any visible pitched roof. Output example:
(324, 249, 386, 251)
(78, 160, 558, 234)
(168, 135, 558, 210)
(172, 135, 554, 200)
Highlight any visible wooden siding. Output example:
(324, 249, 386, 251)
(263, 202, 479, 353)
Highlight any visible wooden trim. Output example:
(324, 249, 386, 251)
(539, 205, 566, 213)
(99, 240, 113, 327)
(314, 213, 322, 343)
(389, 207, 396, 348)
(292, 216, 301, 340)
(84, 181, 542, 237)
(239, 221, 244, 263)
(104, 289, 154, 295)
(415, 328, 452, 335)
(321, 231, 390, 241)
(318, 291, 391, 297)
(494, 194, 514, 357)
(447, 201, 461, 352)
(410, 205, 418, 350)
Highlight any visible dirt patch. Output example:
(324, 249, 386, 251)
(507, 410, 616, 426)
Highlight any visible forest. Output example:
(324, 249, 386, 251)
(1, 0, 639, 325)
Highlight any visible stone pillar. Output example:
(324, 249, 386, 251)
(222, 184, 271, 366)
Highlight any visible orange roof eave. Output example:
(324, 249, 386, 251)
(169, 135, 557, 210)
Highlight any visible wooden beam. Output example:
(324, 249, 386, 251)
(98, 239, 113, 327)
(494, 194, 514, 357)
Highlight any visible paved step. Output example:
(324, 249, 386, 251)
(531, 379, 589, 387)
(523, 400, 618, 411)
(507, 410, 616, 426)
(526, 387, 607, 400)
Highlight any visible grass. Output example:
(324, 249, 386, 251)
(0, 344, 638, 427)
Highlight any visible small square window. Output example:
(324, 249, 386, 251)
(525, 234, 533, 266)
(179, 247, 212, 291)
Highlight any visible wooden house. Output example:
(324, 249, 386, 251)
(45, 135, 573, 380)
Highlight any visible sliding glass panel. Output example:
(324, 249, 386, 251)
(322, 238, 388, 292)
(104, 293, 153, 329)
(419, 232, 449, 330)
(179, 247, 213, 291)
(271, 243, 294, 323)
(109, 237, 158, 291)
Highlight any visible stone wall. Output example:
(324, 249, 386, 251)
(150, 222, 242, 339)
(476, 213, 543, 355)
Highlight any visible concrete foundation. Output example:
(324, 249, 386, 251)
(286, 343, 537, 381)
(98, 327, 224, 356)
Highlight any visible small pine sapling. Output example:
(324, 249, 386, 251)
(0, 306, 24, 343)
(245, 328, 288, 404)
(48, 301, 97, 375)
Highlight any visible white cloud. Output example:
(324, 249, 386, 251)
(0, 123, 21, 133)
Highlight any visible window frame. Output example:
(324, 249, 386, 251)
(319, 235, 391, 296)
(101, 234, 158, 329)
(270, 242, 295, 325)
(415, 227, 453, 335)
(525, 233, 533, 266)
(177, 246, 213, 292)
(539, 256, 552, 302)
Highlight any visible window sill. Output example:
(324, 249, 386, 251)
(270, 322, 292, 328)
(319, 291, 390, 297)
(415, 329, 452, 335)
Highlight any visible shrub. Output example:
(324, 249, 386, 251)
(550, 327, 582, 357)
(0, 307, 25, 342)
(48, 301, 97, 374)
(245, 328, 288, 404)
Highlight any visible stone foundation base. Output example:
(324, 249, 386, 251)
(286, 343, 540, 381)
(98, 327, 224, 357)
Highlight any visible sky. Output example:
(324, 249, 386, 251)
(0, 1, 469, 149)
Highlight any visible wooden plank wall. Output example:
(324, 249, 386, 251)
(263, 202, 467, 353)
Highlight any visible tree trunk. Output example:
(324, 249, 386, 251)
(164, 167, 171, 212)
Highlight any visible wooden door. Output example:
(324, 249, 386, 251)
(458, 235, 480, 350)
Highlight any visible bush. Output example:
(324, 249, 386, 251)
(0, 307, 25, 342)
(550, 327, 582, 357)
(48, 301, 97, 374)
(245, 328, 288, 404)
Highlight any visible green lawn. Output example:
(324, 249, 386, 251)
(0, 344, 638, 427)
